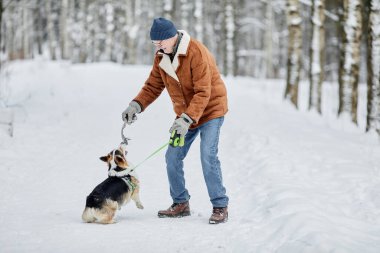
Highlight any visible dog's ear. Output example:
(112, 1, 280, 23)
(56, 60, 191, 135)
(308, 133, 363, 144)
(99, 155, 110, 162)
(114, 155, 125, 164)
(114, 155, 129, 168)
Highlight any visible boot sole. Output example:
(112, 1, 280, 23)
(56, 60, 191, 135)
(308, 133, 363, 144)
(158, 211, 191, 218)
(209, 217, 228, 224)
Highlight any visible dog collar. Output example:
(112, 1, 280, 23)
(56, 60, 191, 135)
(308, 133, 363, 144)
(108, 163, 135, 177)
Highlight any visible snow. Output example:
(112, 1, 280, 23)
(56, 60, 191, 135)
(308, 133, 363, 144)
(1, 60, 380, 253)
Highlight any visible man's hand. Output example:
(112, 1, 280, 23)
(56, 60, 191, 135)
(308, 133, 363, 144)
(169, 113, 193, 137)
(122, 101, 141, 125)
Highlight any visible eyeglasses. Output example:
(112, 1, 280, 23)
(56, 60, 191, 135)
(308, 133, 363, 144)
(151, 40, 163, 46)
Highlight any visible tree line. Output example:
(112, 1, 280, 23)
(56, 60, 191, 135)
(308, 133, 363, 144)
(0, 0, 379, 135)
(284, 0, 379, 135)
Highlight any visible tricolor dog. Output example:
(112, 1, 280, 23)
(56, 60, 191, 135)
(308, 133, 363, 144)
(82, 144, 143, 224)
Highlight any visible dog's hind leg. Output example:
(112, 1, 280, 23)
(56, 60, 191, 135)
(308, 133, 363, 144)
(97, 200, 118, 224)
(98, 214, 116, 224)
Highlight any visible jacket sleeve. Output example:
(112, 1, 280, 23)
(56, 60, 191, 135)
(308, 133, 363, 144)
(185, 59, 212, 124)
(133, 56, 165, 111)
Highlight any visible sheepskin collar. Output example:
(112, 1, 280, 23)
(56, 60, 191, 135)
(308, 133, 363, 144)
(157, 30, 191, 82)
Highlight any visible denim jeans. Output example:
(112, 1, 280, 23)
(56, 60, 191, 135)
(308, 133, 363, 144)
(165, 116, 229, 208)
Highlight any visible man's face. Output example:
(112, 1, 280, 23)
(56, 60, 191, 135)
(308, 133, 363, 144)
(152, 35, 178, 54)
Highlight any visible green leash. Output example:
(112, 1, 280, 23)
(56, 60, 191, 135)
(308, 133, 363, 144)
(122, 122, 169, 172)
(129, 141, 170, 172)
(128, 130, 185, 172)
(121, 123, 184, 173)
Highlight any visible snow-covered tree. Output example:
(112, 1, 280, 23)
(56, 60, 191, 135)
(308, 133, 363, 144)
(60, 0, 69, 59)
(224, 0, 235, 76)
(338, 0, 362, 124)
(104, 2, 115, 61)
(309, 0, 325, 113)
(34, 0, 44, 56)
(264, 0, 274, 78)
(180, 0, 190, 32)
(194, 0, 203, 42)
(46, 0, 58, 60)
(284, 0, 301, 107)
(366, 0, 380, 135)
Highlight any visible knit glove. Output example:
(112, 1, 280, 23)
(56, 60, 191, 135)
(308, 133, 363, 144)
(122, 101, 141, 125)
(169, 113, 193, 137)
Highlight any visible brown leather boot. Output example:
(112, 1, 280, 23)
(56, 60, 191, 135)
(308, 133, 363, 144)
(157, 201, 191, 218)
(209, 207, 228, 224)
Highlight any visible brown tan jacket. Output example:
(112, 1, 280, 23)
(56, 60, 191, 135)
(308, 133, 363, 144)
(133, 30, 228, 128)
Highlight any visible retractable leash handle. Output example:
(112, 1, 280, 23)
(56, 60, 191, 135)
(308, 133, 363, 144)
(169, 130, 185, 147)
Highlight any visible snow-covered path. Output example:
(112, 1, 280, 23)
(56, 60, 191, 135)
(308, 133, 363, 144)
(0, 61, 379, 252)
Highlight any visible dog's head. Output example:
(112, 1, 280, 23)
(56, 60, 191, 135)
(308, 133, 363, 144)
(100, 144, 129, 170)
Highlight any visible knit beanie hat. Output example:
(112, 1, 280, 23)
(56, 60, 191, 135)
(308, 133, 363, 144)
(150, 17, 177, 40)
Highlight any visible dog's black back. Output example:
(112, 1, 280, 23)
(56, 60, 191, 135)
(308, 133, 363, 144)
(85, 176, 130, 209)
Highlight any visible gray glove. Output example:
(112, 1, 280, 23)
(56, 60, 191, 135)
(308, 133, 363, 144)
(169, 113, 193, 137)
(122, 101, 141, 125)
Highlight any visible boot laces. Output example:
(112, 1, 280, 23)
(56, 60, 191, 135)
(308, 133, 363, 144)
(170, 203, 179, 209)
(212, 207, 224, 216)
(170, 202, 184, 211)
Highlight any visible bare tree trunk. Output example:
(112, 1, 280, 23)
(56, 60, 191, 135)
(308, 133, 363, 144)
(46, 0, 57, 60)
(0, 0, 3, 71)
(105, 3, 115, 61)
(163, 0, 176, 21)
(79, 0, 88, 63)
(220, 2, 227, 76)
(144, 0, 155, 64)
(124, 0, 133, 64)
(0, 0, 3, 69)
(163, 0, 173, 19)
(22, 0, 30, 59)
(232, 0, 242, 76)
(124, 0, 139, 64)
(265, 0, 274, 78)
(224, 0, 234, 76)
(366, 0, 380, 135)
(35, 0, 43, 56)
(309, 0, 325, 113)
(194, 0, 203, 42)
(338, 0, 362, 124)
(284, 0, 301, 108)
(180, 0, 190, 31)
(60, 0, 69, 59)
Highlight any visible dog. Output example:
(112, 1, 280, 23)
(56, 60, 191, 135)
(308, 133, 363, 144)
(82, 143, 144, 224)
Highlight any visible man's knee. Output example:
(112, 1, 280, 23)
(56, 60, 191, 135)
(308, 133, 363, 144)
(165, 147, 183, 163)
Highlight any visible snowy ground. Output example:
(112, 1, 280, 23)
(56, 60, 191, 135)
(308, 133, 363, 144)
(0, 60, 379, 253)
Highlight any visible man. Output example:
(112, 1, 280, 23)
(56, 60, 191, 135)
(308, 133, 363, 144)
(122, 17, 229, 224)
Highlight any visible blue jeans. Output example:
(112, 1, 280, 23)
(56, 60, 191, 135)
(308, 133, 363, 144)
(165, 117, 229, 207)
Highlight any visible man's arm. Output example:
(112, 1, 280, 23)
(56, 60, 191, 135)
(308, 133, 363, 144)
(133, 56, 166, 111)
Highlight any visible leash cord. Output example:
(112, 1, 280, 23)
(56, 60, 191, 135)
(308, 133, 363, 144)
(121, 122, 168, 172)
(129, 141, 170, 172)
